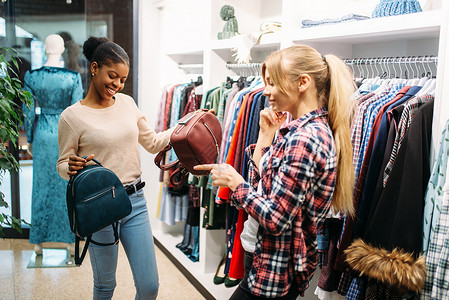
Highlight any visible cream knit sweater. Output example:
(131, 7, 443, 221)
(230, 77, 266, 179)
(57, 93, 173, 184)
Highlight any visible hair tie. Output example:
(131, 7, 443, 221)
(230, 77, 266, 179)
(321, 54, 327, 64)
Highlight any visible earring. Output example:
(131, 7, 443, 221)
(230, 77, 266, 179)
(92, 73, 95, 77)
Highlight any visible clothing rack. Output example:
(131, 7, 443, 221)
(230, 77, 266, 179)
(344, 56, 438, 79)
(225, 56, 438, 79)
(343, 55, 438, 65)
(226, 63, 262, 76)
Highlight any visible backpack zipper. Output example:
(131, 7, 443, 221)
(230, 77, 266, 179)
(204, 122, 220, 156)
(175, 110, 204, 133)
(83, 186, 116, 203)
(175, 124, 185, 134)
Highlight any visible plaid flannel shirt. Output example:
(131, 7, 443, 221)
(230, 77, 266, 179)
(423, 137, 449, 300)
(231, 108, 336, 297)
(351, 87, 391, 179)
(382, 94, 434, 186)
(356, 83, 404, 179)
(423, 120, 449, 254)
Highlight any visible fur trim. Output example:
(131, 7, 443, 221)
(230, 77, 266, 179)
(344, 239, 426, 293)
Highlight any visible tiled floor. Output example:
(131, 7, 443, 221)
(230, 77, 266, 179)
(0, 238, 205, 300)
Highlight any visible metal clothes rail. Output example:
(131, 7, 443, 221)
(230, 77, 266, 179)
(343, 56, 438, 78)
(182, 56, 438, 78)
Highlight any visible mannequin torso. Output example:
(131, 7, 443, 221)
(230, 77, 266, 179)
(25, 34, 80, 256)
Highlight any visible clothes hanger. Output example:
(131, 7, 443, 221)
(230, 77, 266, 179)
(367, 58, 373, 80)
(371, 57, 381, 85)
(408, 57, 422, 86)
(395, 57, 407, 84)
(376, 57, 389, 86)
(402, 56, 410, 85)
(415, 57, 435, 96)
(195, 75, 203, 86)
(396, 56, 411, 85)
(359, 59, 368, 84)
(388, 57, 400, 85)
(355, 58, 367, 84)
(357, 58, 370, 84)
(416, 57, 429, 87)
(373, 62, 390, 94)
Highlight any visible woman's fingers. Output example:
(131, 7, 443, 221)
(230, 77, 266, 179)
(261, 107, 285, 126)
(69, 154, 94, 164)
(193, 164, 217, 171)
(275, 111, 287, 123)
(194, 164, 243, 190)
(68, 170, 78, 176)
(67, 154, 95, 176)
(69, 155, 84, 162)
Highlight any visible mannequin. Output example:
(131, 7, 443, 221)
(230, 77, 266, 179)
(24, 34, 83, 258)
(26, 34, 64, 156)
(44, 34, 64, 67)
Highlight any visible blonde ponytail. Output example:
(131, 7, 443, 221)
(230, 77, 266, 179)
(323, 54, 356, 215)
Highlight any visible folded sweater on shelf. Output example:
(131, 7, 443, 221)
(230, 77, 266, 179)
(301, 13, 370, 28)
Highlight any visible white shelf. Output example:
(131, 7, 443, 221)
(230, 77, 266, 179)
(292, 10, 442, 44)
(210, 32, 282, 50)
(166, 50, 204, 65)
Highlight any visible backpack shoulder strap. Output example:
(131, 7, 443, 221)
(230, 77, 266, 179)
(154, 144, 179, 170)
(74, 222, 120, 266)
(74, 235, 90, 266)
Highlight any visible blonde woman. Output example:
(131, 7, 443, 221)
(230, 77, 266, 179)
(195, 44, 355, 299)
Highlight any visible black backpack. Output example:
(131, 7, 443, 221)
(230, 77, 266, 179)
(66, 158, 132, 266)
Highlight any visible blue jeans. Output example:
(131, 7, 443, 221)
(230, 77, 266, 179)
(88, 189, 159, 300)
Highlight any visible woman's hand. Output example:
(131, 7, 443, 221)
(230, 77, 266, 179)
(259, 107, 287, 139)
(194, 163, 244, 191)
(67, 154, 94, 176)
(252, 107, 287, 166)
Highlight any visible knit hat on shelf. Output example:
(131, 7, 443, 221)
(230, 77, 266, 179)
(372, 0, 422, 18)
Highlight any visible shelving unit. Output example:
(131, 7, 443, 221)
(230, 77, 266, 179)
(138, 1, 449, 299)
(292, 9, 442, 43)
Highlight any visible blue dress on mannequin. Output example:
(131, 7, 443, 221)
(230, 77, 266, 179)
(23, 66, 83, 244)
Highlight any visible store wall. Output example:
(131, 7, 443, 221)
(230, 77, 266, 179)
(138, 1, 164, 232)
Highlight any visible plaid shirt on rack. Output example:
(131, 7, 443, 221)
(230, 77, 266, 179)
(231, 108, 337, 297)
(422, 120, 449, 254)
(356, 83, 404, 179)
(422, 155, 449, 299)
(382, 94, 434, 186)
(351, 87, 391, 179)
